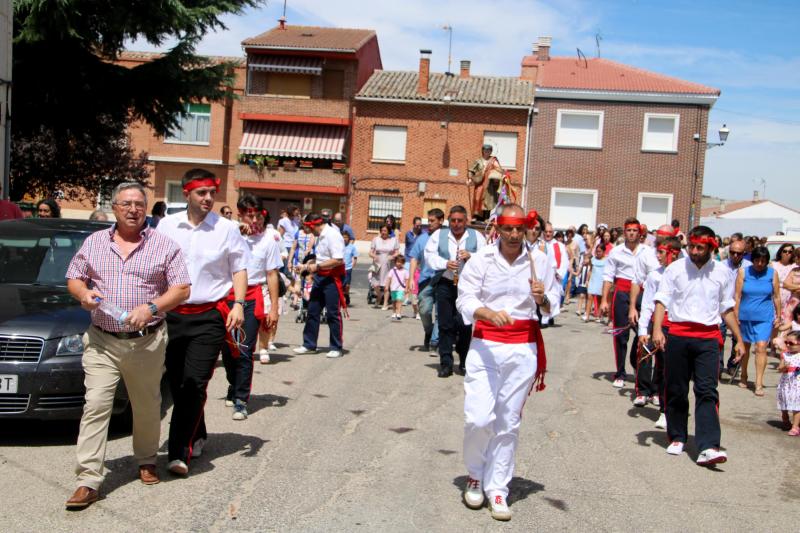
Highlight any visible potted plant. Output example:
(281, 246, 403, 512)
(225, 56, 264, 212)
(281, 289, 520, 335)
(283, 159, 297, 171)
(299, 160, 313, 169)
(332, 162, 347, 173)
(266, 157, 279, 169)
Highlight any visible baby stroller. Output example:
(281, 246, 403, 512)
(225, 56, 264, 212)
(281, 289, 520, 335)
(293, 254, 328, 324)
(366, 263, 378, 305)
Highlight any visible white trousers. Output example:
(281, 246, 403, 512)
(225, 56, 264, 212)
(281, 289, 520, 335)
(463, 338, 537, 498)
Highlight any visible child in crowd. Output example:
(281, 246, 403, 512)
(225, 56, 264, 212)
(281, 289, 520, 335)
(773, 303, 800, 352)
(586, 245, 606, 321)
(776, 330, 800, 435)
(572, 254, 591, 321)
(342, 232, 359, 306)
(386, 255, 408, 321)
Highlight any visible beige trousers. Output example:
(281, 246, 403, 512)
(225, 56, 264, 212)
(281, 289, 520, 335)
(75, 324, 167, 489)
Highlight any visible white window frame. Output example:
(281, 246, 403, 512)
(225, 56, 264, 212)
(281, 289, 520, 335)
(371, 125, 407, 164)
(637, 192, 674, 228)
(549, 187, 599, 230)
(165, 181, 185, 203)
(641, 113, 680, 153)
(554, 109, 604, 149)
(483, 131, 518, 169)
(165, 103, 211, 146)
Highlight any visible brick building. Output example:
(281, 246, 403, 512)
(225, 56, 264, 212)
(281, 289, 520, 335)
(523, 37, 720, 229)
(234, 23, 381, 218)
(350, 51, 535, 241)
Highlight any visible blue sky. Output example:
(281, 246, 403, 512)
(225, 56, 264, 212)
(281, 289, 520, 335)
(134, 0, 800, 208)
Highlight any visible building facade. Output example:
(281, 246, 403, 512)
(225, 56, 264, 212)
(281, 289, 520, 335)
(523, 37, 720, 229)
(350, 53, 534, 240)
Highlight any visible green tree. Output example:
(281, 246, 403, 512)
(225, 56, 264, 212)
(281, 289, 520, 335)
(11, 0, 261, 200)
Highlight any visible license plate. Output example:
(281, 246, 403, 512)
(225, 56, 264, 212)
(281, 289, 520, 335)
(0, 375, 18, 394)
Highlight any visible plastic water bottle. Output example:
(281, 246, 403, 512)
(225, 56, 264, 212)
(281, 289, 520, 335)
(95, 298, 128, 324)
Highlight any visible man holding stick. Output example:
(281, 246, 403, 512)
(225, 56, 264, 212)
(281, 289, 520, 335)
(456, 204, 559, 521)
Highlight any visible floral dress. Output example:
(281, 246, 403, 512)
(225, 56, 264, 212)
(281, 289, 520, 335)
(777, 352, 800, 411)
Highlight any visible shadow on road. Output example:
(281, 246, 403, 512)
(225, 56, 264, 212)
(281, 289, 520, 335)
(247, 394, 290, 415)
(627, 406, 659, 422)
(635, 430, 671, 449)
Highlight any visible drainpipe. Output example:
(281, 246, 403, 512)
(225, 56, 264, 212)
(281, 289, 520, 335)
(521, 101, 535, 210)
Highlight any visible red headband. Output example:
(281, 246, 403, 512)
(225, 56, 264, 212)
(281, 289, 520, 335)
(656, 228, 675, 237)
(183, 177, 220, 193)
(657, 244, 681, 264)
(496, 210, 539, 230)
(624, 223, 642, 233)
(689, 235, 719, 249)
(303, 218, 323, 228)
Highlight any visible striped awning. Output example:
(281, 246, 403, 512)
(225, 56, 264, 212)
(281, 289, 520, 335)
(239, 121, 347, 160)
(248, 55, 323, 75)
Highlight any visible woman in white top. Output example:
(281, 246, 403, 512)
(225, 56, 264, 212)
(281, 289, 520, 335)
(369, 225, 399, 309)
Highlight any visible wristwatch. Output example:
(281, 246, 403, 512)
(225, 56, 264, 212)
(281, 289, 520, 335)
(147, 302, 158, 315)
(541, 295, 550, 309)
(234, 299, 246, 306)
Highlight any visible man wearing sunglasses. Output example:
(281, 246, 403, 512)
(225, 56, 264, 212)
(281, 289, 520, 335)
(720, 239, 751, 373)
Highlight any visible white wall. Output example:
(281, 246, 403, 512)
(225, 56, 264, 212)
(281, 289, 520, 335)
(718, 201, 800, 233)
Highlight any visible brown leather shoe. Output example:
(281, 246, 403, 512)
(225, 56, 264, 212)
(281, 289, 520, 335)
(65, 486, 99, 509)
(138, 464, 160, 485)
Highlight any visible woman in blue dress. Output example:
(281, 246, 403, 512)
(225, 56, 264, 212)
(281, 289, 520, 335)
(735, 246, 781, 396)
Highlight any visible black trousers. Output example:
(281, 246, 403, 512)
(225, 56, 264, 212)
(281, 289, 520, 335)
(611, 289, 640, 380)
(165, 308, 226, 463)
(435, 280, 471, 370)
(303, 274, 343, 351)
(664, 334, 721, 451)
(636, 325, 667, 410)
(221, 300, 258, 403)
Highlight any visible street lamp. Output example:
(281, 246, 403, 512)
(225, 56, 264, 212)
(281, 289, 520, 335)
(689, 124, 731, 227)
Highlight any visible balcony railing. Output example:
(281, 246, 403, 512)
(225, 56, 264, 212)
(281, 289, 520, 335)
(241, 95, 350, 120)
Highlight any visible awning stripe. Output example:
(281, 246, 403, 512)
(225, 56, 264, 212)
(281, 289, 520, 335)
(239, 121, 347, 160)
(248, 55, 323, 75)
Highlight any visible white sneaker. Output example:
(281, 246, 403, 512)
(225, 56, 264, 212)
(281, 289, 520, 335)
(612, 378, 624, 388)
(224, 399, 234, 407)
(633, 395, 647, 407)
(167, 459, 188, 476)
(463, 477, 484, 509)
(415, 313, 421, 320)
(381, 305, 389, 311)
(650, 395, 660, 407)
(191, 438, 205, 458)
(655, 413, 667, 430)
(259, 349, 270, 364)
(666, 441, 684, 455)
(268, 342, 277, 351)
(489, 494, 512, 521)
(293, 346, 317, 354)
(696, 448, 727, 466)
(326, 350, 343, 358)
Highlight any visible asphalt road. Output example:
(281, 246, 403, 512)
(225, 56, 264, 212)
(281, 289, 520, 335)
(1, 274, 797, 532)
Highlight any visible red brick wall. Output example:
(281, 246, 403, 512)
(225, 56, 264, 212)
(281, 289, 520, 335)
(526, 99, 709, 229)
(355, 37, 383, 90)
(349, 101, 529, 241)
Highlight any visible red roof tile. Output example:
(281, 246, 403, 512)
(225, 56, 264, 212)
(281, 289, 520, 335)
(119, 50, 244, 66)
(524, 56, 719, 95)
(700, 200, 765, 218)
(242, 25, 376, 52)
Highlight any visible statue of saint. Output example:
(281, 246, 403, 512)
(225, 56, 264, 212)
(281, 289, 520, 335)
(467, 144, 504, 222)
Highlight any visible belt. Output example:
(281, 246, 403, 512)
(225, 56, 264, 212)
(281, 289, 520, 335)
(95, 323, 162, 340)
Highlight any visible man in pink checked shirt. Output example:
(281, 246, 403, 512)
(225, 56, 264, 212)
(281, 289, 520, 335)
(64, 182, 191, 509)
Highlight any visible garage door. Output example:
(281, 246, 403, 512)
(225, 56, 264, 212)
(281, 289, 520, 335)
(549, 188, 597, 229)
(637, 192, 673, 229)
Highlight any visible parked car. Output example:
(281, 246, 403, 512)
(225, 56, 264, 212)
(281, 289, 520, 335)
(0, 218, 129, 420)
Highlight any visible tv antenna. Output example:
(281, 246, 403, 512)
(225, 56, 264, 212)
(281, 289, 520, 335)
(595, 32, 603, 57)
(754, 177, 766, 199)
(442, 25, 453, 75)
(576, 48, 588, 68)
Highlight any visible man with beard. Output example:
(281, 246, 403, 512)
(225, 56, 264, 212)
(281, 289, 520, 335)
(652, 226, 745, 466)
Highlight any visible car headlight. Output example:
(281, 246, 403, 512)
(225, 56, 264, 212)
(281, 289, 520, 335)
(56, 334, 84, 356)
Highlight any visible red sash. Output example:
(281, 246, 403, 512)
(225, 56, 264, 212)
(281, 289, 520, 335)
(553, 243, 562, 269)
(227, 284, 265, 321)
(174, 299, 239, 357)
(473, 319, 547, 392)
(319, 264, 349, 319)
(614, 278, 632, 292)
(668, 321, 723, 345)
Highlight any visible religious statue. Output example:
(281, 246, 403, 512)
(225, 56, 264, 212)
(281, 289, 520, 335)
(467, 144, 504, 222)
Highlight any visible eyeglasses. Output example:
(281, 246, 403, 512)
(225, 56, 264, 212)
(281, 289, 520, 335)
(729, 251, 743, 256)
(113, 201, 146, 211)
(781, 249, 794, 254)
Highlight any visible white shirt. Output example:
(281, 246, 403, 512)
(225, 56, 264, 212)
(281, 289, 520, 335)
(157, 211, 250, 304)
(633, 246, 660, 285)
(719, 257, 752, 286)
(654, 257, 735, 326)
(456, 243, 559, 326)
(543, 239, 569, 281)
(603, 243, 645, 283)
(638, 266, 665, 336)
(278, 216, 299, 249)
(315, 224, 345, 262)
(245, 232, 283, 285)
(424, 228, 487, 272)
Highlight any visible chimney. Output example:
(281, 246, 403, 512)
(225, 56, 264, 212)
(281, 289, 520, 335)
(278, 16, 287, 30)
(753, 190, 759, 202)
(418, 49, 431, 95)
(719, 200, 726, 212)
(459, 60, 471, 79)
(537, 36, 552, 61)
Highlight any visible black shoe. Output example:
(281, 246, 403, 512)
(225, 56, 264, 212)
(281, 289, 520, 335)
(422, 344, 430, 352)
(455, 365, 466, 376)
(438, 366, 453, 378)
